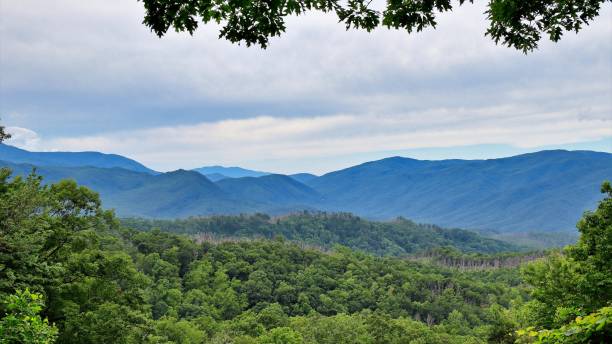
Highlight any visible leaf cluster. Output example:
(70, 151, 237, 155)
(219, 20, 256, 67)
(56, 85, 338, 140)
(138, 0, 610, 51)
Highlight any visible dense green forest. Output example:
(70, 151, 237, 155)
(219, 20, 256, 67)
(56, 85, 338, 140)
(122, 213, 520, 256)
(0, 169, 610, 343)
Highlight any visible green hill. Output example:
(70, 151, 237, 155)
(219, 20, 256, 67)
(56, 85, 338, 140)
(122, 212, 521, 255)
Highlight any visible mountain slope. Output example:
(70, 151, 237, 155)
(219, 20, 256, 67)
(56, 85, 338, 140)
(106, 170, 242, 218)
(204, 173, 230, 182)
(216, 174, 323, 205)
(0, 161, 317, 217)
(289, 173, 318, 184)
(3, 149, 610, 233)
(193, 165, 269, 178)
(0, 144, 156, 174)
(123, 212, 521, 255)
(307, 150, 612, 232)
(1, 160, 151, 195)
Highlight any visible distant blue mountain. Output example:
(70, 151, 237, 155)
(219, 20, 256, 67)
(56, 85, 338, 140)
(289, 173, 318, 184)
(0, 160, 317, 218)
(306, 150, 612, 232)
(106, 169, 238, 218)
(204, 173, 230, 182)
(216, 174, 322, 205)
(0, 144, 156, 174)
(193, 165, 269, 178)
(2, 148, 610, 233)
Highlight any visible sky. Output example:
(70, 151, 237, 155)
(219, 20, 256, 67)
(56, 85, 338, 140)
(1, 0, 611, 174)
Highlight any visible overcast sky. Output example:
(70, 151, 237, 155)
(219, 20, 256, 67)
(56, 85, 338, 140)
(1, 0, 611, 174)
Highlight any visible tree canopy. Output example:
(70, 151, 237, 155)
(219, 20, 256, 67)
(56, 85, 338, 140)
(516, 181, 612, 342)
(1, 168, 610, 343)
(0, 168, 530, 343)
(0, 123, 10, 143)
(138, 0, 611, 52)
(0, 289, 57, 344)
(122, 212, 520, 256)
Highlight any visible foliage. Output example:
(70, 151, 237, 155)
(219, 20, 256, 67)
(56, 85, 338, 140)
(0, 169, 531, 342)
(122, 212, 520, 256)
(0, 168, 114, 301)
(0, 289, 58, 344)
(516, 181, 611, 341)
(516, 306, 611, 343)
(2, 168, 611, 343)
(413, 246, 546, 270)
(137, 0, 611, 52)
(520, 181, 612, 328)
(0, 123, 9, 143)
(484, 231, 578, 250)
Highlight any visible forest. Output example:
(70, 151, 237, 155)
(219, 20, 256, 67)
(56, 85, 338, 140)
(121, 213, 520, 256)
(0, 168, 610, 343)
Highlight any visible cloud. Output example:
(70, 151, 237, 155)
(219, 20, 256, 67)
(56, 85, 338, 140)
(0, 1, 611, 173)
(4, 127, 41, 151)
(1, 1, 611, 133)
(12, 103, 608, 173)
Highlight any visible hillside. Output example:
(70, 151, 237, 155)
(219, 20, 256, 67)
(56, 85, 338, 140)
(216, 174, 323, 206)
(106, 169, 239, 218)
(0, 143, 156, 174)
(122, 212, 521, 255)
(2, 164, 609, 344)
(1, 160, 151, 196)
(2, 149, 611, 233)
(289, 173, 318, 184)
(307, 150, 612, 232)
(1, 169, 531, 342)
(204, 172, 230, 181)
(0, 160, 316, 218)
(193, 165, 269, 178)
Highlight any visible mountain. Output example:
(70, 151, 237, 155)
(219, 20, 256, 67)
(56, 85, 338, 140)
(0, 144, 156, 174)
(0, 160, 247, 217)
(204, 173, 230, 182)
(216, 174, 322, 205)
(193, 165, 269, 178)
(105, 170, 242, 218)
(289, 173, 318, 184)
(1, 160, 151, 195)
(2, 149, 611, 233)
(0, 160, 315, 218)
(306, 150, 612, 232)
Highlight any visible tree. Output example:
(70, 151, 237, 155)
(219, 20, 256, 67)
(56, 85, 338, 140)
(564, 181, 612, 310)
(0, 289, 58, 344)
(138, 0, 610, 52)
(0, 169, 560, 343)
(0, 170, 111, 300)
(0, 169, 152, 343)
(257, 327, 303, 344)
(257, 303, 289, 329)
(516, 307, 612, 344)
(521, 181, 611, 327)
(0, 122, 10, 143)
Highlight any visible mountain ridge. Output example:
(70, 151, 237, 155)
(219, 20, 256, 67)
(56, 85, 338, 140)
(0, 143, 157, 174)
(192, 165, 270, 178)
(2, 147, 610, 233)
(306, 149, 612, 232)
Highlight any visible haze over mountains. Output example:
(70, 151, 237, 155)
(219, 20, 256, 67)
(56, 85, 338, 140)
(1, 143, 610, 233)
